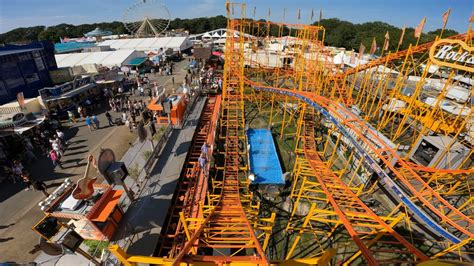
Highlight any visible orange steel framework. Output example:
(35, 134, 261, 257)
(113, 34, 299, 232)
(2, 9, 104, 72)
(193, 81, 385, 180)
(155, 95, 221, 257)
(109, 1, 473, 265)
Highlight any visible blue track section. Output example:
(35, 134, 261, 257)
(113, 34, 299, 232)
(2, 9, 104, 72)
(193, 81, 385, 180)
(253, 86, 461, 244)
(247, 129, 285, 184)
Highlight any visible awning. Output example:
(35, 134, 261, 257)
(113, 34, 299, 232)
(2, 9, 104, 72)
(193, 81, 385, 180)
(126, 57, 148, 66)
(88, 189, 123, 222)
(44, 83, 96, 102)
(0, 116, 46, 137)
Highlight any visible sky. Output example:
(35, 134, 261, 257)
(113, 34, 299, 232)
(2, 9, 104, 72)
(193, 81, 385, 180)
(0, 0, 473, 33)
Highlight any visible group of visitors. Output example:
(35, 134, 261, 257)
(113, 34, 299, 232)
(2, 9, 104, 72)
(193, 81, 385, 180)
(48, 129, 66, 168)
(5, 158, 49, 195)
(1, 120, 62, 195)
(84, 115, 100, 132)
(199, 67, 223, 92)
(156, 61, 175, 76)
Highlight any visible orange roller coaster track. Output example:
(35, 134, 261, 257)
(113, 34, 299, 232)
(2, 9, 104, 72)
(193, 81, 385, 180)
(108, 2, 472, 265)
(156, 95, 221, 258)
(249, 82, 473, 242)
(299, 113, 429, 264)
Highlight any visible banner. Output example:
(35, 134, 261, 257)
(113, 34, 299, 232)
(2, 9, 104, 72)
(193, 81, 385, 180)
(414, 17, 426, 38)
(398, 27, 406, 46)
(383, 31, 390, 51)
(370, 38, 377, 54)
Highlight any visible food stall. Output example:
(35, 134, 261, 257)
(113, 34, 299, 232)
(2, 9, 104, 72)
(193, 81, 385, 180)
(147, 93, 188, 126)
(33, 179, 124, 241)
(39, 76, 102, 119)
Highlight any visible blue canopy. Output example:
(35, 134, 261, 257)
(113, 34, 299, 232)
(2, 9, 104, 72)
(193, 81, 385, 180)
(84, 27, 113, 37)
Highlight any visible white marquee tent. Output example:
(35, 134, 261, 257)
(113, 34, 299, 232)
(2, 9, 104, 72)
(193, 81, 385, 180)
(97, 36, 193, 52)
(55, 50, 145, 68)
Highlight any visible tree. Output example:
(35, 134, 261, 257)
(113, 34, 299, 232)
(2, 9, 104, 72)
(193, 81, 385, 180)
(0, 16, 460, 48)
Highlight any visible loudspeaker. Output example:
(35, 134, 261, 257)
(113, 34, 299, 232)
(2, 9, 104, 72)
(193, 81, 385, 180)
(106, 161, 129, 183)
(34, 217, 60, 239)
(163, 101, 171, 113)
(60, 230, 83, 252)
(137, 122, 147, 143)
(147, 121, 156, 137)
(25, 112, 35, 120)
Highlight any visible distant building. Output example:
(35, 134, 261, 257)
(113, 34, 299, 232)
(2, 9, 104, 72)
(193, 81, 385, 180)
(55, 49, 146, 68)
(0, 41, 57, 105)
(98, 36, 193, 53)
(84, 27, 113, 37)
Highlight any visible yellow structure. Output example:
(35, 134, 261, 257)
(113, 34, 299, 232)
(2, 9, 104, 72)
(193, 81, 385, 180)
(109, 1, 473, 265)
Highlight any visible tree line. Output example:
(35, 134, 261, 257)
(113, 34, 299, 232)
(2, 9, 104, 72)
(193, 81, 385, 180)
(318, 18, 459, 54)
(0, 15, 459, 55)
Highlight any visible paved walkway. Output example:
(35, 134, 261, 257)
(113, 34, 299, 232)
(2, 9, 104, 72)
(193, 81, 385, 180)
(113, 96, 206, 256)
(1, 59, 191, 264)
(0, 110, 134, 262)
(33, 96, 206, 265)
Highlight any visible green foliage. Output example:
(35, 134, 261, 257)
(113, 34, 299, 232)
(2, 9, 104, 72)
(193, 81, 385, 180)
(0, 16, 459, 54)
(0, 16, 227, 44)
(128, 163, 140, 179)
(143, 150, 153, 161)
(152, 126, 166, 141)
(317, 18, 459, 55)
(83, 240, 109, 258)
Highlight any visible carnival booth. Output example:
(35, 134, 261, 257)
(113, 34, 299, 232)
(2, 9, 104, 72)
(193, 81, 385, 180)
(147, 93, 187, 126)
(33, 178, 124, 242)
(39, 76, 101, 119)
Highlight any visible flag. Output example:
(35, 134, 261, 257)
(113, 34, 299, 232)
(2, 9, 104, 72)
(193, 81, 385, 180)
(359, 43, 366, 59)
(311, 9, 314, 21)
(398, 27, 406, 46)
(469, 12, 474, 23)
(383, 31, 390, 51)
(268, 8, 271, 18)
(283, 8, 286, 19)
(350, 51, 356, 64)
(442, 8, 451, 26)
(370, 38, 377, 54)
(17, 92, 25, 109)
(414, 17, 426, 38)
(253, 6, 256, 18)
(297, 9, 301, 20)
(319, 9, 323, 22)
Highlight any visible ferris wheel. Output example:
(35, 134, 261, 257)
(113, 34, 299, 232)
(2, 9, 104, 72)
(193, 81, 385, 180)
(123, 0, 171, 37)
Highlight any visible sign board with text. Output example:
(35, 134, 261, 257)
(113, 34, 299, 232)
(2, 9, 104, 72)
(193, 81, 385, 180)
(429, 39, 474, 73)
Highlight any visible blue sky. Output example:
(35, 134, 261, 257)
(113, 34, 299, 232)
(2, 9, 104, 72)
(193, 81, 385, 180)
(0, 0, 472, 33)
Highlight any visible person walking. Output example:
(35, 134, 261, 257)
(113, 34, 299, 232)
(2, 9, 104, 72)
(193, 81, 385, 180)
(49, 149, 62, 169)
(21, 171, 33, 191)
(67, 110, 76, 124)
(11, 160, 24, 183)
(77, 106, 83, 119)
(105, 111, 114, 126)
(56, 129, 66, 145)
(201, 142, 209, 158)
(85, 116, 93, 132)
(92, 115, 100, 129)
(33, 181, 49, 197)
(198, 153, 208, 176)
(172, 76, 175, 85)
(51, 140, 63, 158)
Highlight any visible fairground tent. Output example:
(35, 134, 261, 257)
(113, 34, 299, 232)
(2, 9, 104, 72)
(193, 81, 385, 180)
(98, 36, 193, 52)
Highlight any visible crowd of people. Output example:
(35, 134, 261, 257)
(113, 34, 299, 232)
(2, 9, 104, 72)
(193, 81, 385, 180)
(0, 55, 216, 196)
(0, 117, 64, 195)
